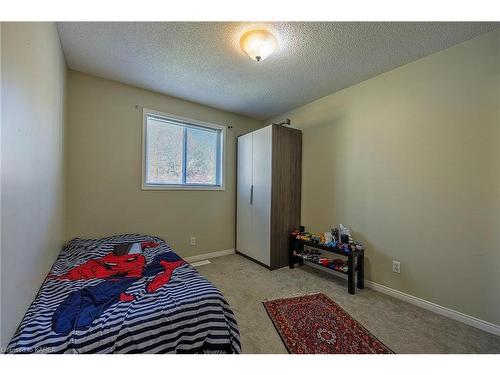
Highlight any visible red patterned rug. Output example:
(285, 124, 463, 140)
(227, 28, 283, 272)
(263, 293, 393, 354)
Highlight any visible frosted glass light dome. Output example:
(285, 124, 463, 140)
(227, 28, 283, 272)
(240, 29, 277, 62)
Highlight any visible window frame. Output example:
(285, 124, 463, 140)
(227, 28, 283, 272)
(142, 108, 226, 191)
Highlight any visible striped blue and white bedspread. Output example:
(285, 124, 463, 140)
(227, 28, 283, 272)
(7, 234, 240, 353)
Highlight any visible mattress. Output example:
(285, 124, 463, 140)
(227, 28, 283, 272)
(7, 234, 240, 353)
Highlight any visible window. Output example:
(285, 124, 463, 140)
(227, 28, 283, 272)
(142, 109, 225, 190)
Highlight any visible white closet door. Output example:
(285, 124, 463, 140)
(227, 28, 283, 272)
(250, 126, 272, 266)
(236, 133, 253, 256)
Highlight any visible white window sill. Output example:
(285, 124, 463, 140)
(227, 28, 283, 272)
(142, 184, 225, 191)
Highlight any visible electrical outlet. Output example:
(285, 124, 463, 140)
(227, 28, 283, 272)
(190, 237, 196, 246)
(392, 260, 401, 274)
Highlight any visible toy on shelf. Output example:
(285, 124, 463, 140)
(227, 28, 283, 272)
(329, 258, 348, 273)
(339, 224, 353, 243)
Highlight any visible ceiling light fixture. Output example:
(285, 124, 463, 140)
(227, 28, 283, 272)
(240, 29, 277, 62)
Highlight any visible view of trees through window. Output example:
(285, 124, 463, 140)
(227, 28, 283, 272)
(145, 115, 222, 187)
(186, 127, 218, 184)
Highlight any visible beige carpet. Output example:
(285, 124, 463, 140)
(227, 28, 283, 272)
(197, 254, 500, 354)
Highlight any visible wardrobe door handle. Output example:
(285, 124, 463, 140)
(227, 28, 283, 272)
(250, 185, 254, 205)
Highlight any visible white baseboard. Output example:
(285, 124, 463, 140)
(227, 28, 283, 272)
(184, 248, 235, 263)
(365, 280, 500, 336)
(301, 261, 500, 336)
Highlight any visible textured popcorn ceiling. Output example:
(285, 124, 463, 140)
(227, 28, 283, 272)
(57, 22, 498, 120)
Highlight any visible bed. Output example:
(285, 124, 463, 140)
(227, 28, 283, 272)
(7, 234, 240, 353)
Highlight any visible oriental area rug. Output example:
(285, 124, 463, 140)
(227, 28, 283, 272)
(263, 293, 394, 354)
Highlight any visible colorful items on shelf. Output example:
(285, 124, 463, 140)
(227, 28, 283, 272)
(291, 224, 364, 253)
(297, 248, 349, 273)
(292, 231, 326, 244)
(298, 249, 323, 263)
(329, 259, 348, 273)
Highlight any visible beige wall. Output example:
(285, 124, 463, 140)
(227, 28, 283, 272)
(1, 22, 67, 346)
(269, 29, 500, 325)
(65, 71, 262, 258)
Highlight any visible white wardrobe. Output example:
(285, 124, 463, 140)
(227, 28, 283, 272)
(236, 124, 302, 270)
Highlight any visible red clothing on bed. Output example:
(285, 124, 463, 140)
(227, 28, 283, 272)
(146, 260, 185, 293)
(53, 253, 146, 280)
